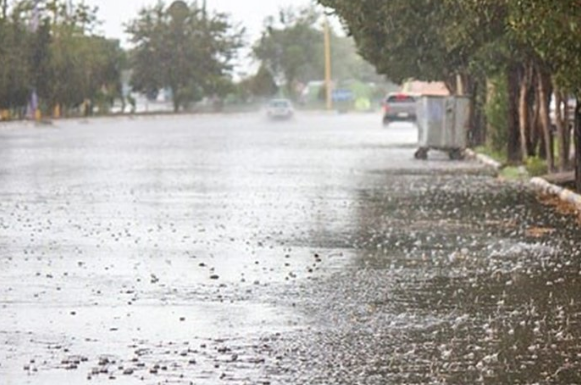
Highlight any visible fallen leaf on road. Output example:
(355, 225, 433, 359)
(525, 226, 556, 238)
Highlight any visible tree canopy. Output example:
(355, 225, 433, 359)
(252, 5, 384, 100)
(126, 0, 244, 112)
(319, 0, 581, 182)
(252, 6, 324, 98)
(0, 0, 124, 116)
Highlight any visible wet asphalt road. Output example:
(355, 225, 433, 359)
(1, 113, 581, 385)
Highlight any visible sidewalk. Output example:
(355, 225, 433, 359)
(467, 148, 581, 216)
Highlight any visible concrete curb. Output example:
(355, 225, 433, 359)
(466, 149, 581, 213)
(530, 177, 581, 211)
(464, 149, 503, 171)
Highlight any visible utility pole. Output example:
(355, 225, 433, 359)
(324, 17, 332, 111)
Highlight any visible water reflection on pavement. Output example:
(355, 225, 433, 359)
(1, 114, 580, 384)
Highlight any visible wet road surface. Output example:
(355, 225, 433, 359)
(1, 113, 581, 384)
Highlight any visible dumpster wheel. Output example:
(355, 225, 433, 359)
(448, 149, 465, 161)
(414, 148, 429, 160)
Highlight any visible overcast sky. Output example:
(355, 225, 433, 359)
(86, 0, 318, 44)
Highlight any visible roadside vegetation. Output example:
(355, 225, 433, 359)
(249, 6, 385, 103)
(3, 1, 581, 189)
(318, 0, 581, 189)
(0, 0, 387, 118)
(126, 1, 244, 113)
(0, 0, 124, 118)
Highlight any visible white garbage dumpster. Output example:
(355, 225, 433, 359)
(414, 96, 470, 160)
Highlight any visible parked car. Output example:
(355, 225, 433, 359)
(381, 93, 418, 126)
(266, 98, 294, 120)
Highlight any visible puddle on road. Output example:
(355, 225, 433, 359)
(2, 115, 581, 384)
(1, 301, 300, 385)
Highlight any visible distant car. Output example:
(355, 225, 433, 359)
(381, 93, 418, 126)
(266, 99, 294, 120)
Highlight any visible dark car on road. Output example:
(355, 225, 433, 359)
(381, 93, 417, 126)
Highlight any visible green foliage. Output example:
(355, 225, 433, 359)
(253, 5, 383, 100)
(474, 146, 507, 164)
(126, 1, 244, 112)
(47, 28, 124, 111)
(318, 0, 581, 175)
(318, 0, 459, 86)
(0, 14, 32, 110)
(250, 65, 278, 98)
(329, 33, 382, 84)
(484, 75, 509, 153)
(526, 156, 549, 177)
(253, 6, 323, 98)
(499, 166, 529, 180)
(509, 0, 581, 94)
(0, 0, 124, 115)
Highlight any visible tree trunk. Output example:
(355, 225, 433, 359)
(575, 96, 581, 191)
(554, 86, 568, 171)
(456, 73, 465, 96)
(470, 79, 486, 147)
(518, 64, 531, 161)
(171, 86, 180, 113)
(564, 95, 572, 165)
(486, 78, 495, 144)
(507, 65, 521, 163)
(444, 74, 458, 95)
(531, 88, 541, 157)
(537, 70, 554, 172)
(459, 73, 480, 147)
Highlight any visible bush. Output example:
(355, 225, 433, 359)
(474, 145, 507, 164)
(526, 157, 548, 177)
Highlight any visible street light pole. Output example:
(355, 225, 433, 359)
(324, 17, 332, 111)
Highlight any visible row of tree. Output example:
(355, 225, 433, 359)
(0, 0, 241, 116)
(0, 0, 124, 117)
(0, 0, 385, 117)
(250, 6, 383, 101)
(318, 0, 581, 188)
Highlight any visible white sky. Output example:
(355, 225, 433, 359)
(83, 0, 339, 76)
(86, 0, 318, 44)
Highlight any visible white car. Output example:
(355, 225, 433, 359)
(266, 99, 294, 120)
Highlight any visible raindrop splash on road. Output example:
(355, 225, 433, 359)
(1, 114, 580, 384)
